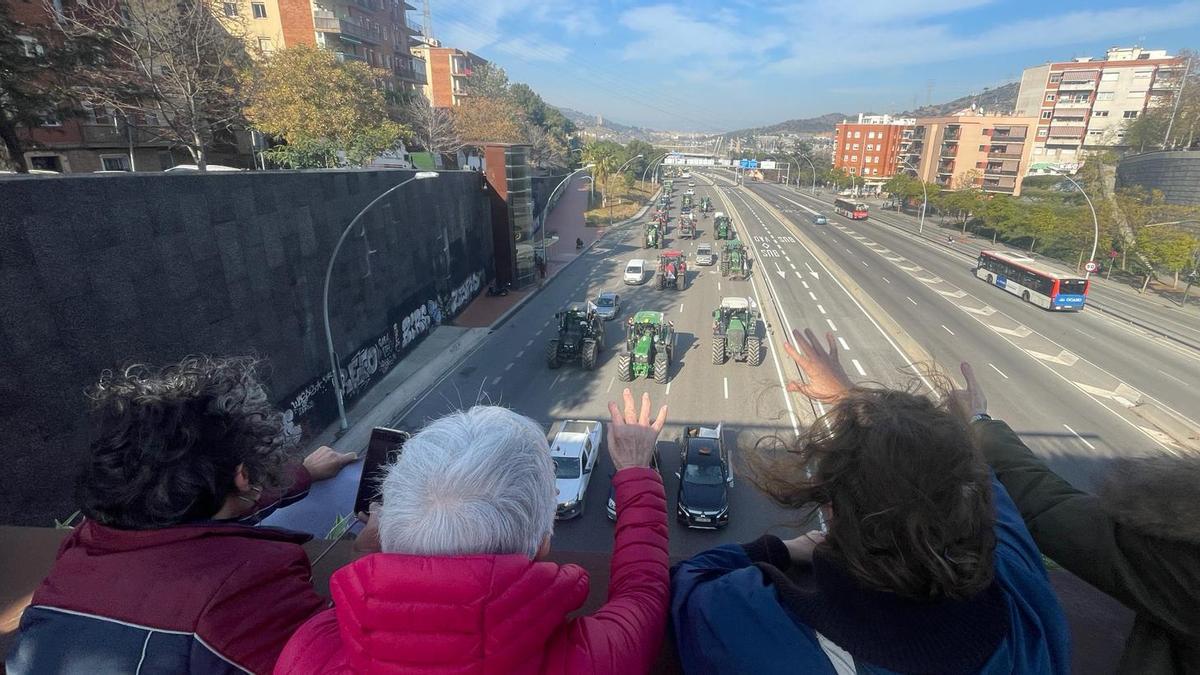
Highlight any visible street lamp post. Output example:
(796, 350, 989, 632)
(323, 171, 439, 432)
(610, 154, 643, 227)
(1054, 169, 1100, 280)
(796, 154, 818, 195)
(918, 180, 929, 234)
(642, 152, 670, 185)
(539, 164, 595, 262)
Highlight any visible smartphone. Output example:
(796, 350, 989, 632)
(353, 427, 409, 516)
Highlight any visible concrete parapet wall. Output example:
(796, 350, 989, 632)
(1116, 151, 1200, 205)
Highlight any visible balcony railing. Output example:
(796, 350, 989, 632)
(333, 51, 365, 62)
(1054, 100, 1091, 109)
(80, 123, 171, 147)
(990, 132, 1026, 143)
(313, 15, 380, 44)
(1057, 80, 1097, 91)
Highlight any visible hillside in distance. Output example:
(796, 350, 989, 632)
(900, 81, 1019, 117)
(728, 112, 849, 137)
(554, 106, 656, 141)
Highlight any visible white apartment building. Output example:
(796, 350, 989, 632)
(1014, 47, 1186, 166)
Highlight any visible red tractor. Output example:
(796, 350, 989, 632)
(657, 250, 688, 290)
(678, 214, 695, 239)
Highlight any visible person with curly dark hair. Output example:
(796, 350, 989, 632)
(670, 329, 1071, 674)
(6, 355, 356, 675)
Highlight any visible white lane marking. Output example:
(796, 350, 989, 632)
(818, 304, 827, 314)
(490, 376, 501, 386)
(805, 263, 819, 279)
(515, 350, 525, 358)
(551, 373, 562, 388)
(790, 263, 797, 270)
(906, 296, 917, 305)
(665, 380, 672, 395)
(838, 337, 850, 351)
(809, 291, 818, 301)
(882, 276, 890, 284)
(723, 377, 729, 399)
(717, 282, 722, 291)
(1157, 369, 1189, 386)
(861, 260, 869, 267)
(606, 376, 615, 393)
(525, 339, 533, 348)
(505, 362, 513, 371)
(1072, 327, 1097, 340)
(679, 304, 684, 313)
(785, 255, 792, 262)
(826, 318, 838, 331)
(851, 359, 866, 376)
(802, 281, 810, 289)
(988, 363, 1009, 379)
(845, 248, 853, 254)
(1063, 424, 1097, 451)
(942, 325, 955, 336)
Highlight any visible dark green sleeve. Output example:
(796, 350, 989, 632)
(976, 419, 1200, 638)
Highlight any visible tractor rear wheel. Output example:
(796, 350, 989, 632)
(747, 335, 762, 366)
(676, 272, 686, 290)
(653, 351, 669, 384)
(616, 352, 633, 381)
(720, 261, 730, 277)
(712, 336, 727, 364)
(546, 340, 560, 369)
(581, 339, 598, 371)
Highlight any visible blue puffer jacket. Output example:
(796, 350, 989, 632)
(671, 477, 1071, 674)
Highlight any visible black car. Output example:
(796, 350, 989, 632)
(606, 448, 662, 521)
(675, 425, 732, 529)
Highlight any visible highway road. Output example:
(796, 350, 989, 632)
(387, 170, 1196, 559)
(391, 176, 811, 558)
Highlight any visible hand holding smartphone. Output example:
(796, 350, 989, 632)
(353, 427, 409, 516)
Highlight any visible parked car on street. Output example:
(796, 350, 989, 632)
(593, 291, 621, 321)
(676, 424, 732, 529)
(624, 259, 647, 285)
(549, 420, 603, 520)
(695, 244, 716, 266)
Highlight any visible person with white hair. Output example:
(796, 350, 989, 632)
(277, 389, 671, 675)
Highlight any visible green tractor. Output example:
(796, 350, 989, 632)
(682, 194, 694, 209)
(714, 212, 733, 240)
(645, 222, 662, 248)
(719, 240, 751, 279)
(616, 311, 675, 384)
(712, 297, 762, 366)
(700, 196, 713, 213)
(546, 302, 605, 370)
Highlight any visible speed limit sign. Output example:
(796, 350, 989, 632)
(1085, 260, 1098, 272)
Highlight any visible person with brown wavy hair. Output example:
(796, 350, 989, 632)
(670, 329, 1071, 674)
(6, 355, 357, 674)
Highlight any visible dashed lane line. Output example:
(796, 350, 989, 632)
(490, 376, 501, 386)
(989, 363, 1009, 379)
(818, 304, 827, 314)
(809, 291, 818, 301)
(838, 337, 850, 351)
(515, 350, 524, 358)
(827, 318, 838, 331)
(723, 377, 729, 399)
(852, 359, 867, 376)
(1063, 424, 1097, 451)
(942, 325, 955, 336)
(882, 276, 890, 284)
(906, 296, 918, 305)
(606, 376, 615, 393)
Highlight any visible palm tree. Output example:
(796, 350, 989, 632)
(581, 141, 620, 207)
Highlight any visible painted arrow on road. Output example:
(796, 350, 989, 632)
(775, 263, 786, 279)
(805, 262, 820, 279)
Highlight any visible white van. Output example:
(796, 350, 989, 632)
(624, 259, 647, 285)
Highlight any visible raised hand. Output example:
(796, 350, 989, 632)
(606, 389, 668, 471)
(783, 328, 855, 404)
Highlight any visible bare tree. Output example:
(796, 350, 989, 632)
(522, 121, 566, 169)
(47, 0, 251, 170)
(403, 96, 461, 166)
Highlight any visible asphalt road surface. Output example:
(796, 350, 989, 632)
(390, 171, 1198, 560)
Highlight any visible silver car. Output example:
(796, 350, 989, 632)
(695, 244, 716, 266)
(593, 291, 621, 320)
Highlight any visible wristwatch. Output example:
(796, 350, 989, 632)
(971, 413, 992, 423)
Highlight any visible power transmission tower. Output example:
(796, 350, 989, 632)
(422, 0, 433, 41)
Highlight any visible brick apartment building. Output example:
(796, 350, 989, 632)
(899, 112, 1039, 196)
(409, 38, 489, 107)
(1014, 46, 1186, 166)
(233, 0, 425, 91)
(833, 114, 914, 189)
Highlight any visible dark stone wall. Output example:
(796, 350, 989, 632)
(0, 169, 492, 525)
(1116, 151, 1200, 205)
(532, 172, 569, 219)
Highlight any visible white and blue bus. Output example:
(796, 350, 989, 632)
(975, 250, 1089, 311)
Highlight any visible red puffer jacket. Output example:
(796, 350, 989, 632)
(276, 467, 669, 675)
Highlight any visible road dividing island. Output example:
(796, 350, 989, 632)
(760, 186, 1200, 456)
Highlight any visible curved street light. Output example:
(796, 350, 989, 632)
(918, 179, 929, 235)
(1053, 169, 1100, 280)
(608, 154, 643, 226)
(795, 154, 818, 195)
(323, 171, 439, 431)
(539, 163, 595, 260)
(642, 151, 671, 184)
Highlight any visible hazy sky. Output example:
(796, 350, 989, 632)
(428, 0, 1198, 132)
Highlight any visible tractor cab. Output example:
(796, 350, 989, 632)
(719, 240, 750, 279)
(619, 310, 675, 383)
(547, 302, 604, 370)
(712, 297, 761, 366)
(657, 250, 687, 290)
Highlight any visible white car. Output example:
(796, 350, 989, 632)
(549, 420, 603, 520)
(685, 188, 695, 196)
(688, 182, 696, 187)
(695, 244, 716, 266)
(624, 259, 647, 285)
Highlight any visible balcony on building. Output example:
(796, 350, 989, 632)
(940, 143, 957, 158)
(990, 128, 1027, 143)
(1057, 78, 1097, 91)
(80, 123, 171, 147)
(333, 51, 366, 62)
(408, 55, 427, 83)
(314, 12, 382, 45)
(942, 125, 961, 141)
(1054, 99, 1092, 110)
(405, 19, 422, 36)
(450, 57, 472, 77)
(984, 160, 1020, 177)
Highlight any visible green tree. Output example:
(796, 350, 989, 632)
(581, 140, 622, 206)
(1137, 227, 1200, 287)
(1122, 50, 1200, 151)
(463, 62, 510, 99)
(245, 45, 408, 168)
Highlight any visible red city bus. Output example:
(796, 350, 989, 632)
(975, 250, 1089, 311)
(833, 198, 869, 220)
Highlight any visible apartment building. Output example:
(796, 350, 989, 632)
(899, 112, 1039, 196)
(231, 0, 425, 91)
(1014, 46, 1186, 164)
(409, 38, 490, 107)
(833, 114, 914, 188)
